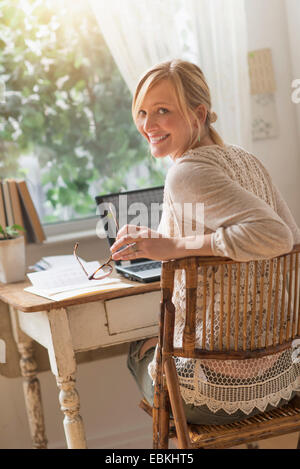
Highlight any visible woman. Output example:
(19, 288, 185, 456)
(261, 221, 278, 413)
(110, 59, 300, 424)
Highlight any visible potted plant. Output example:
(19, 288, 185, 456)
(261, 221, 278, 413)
(0, 224, 26, 283)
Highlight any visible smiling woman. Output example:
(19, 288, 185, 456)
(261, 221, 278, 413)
(0, 0, 166, 225)
(116, 58, 300, 429)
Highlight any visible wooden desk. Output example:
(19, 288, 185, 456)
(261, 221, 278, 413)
(0, 278, 160, 449)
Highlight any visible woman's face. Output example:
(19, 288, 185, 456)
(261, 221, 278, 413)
(136, 79, 194, 159)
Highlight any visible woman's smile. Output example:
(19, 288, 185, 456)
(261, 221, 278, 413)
(148, 133, 170, 144)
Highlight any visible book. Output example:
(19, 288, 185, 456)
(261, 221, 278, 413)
(6, 179, 26, 241)
(24, 257, 133, 301)
(2, 179, 14, 226)
(16, 179, 45, 243)
(0, 181, 7, 229)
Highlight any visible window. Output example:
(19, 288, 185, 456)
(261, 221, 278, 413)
(0, 0, 167, 229)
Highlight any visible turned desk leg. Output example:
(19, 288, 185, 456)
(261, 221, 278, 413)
(9, 307, 47, 449)
(56, 374, 87, 449)
(18, 341, 48, 449)
(47, 308, 87, 449)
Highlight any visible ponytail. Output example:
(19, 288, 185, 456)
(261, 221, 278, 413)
(209, 125, 224, 146)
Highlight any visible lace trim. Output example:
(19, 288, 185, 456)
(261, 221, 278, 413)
(148, 348, 300, 415)
(180, 379, 300, 415)
(177, 359, 300, 415)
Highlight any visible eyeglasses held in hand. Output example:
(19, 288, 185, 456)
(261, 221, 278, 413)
(73, 242, 113, 280)
(73, 203, 117, 281)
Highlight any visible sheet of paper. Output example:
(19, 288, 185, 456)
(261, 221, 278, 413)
(27, 261, 105, 290)
(42, 255, 82, 268)
(28, 277, 121, 296)
(29, 255, 86, 272)
(24, 282, 133, 301)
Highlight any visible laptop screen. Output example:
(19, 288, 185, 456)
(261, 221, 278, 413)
(95, 186, 164, 265)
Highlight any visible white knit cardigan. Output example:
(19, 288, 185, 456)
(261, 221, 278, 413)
(148, 144, 300, 415)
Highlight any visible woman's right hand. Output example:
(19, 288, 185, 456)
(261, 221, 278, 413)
(111, 224, 213, 261)
(110, 224, 178, 261)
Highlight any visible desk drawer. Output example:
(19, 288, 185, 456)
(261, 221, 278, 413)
(105, 291, 161, 335)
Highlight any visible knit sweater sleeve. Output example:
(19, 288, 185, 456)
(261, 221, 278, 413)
(166, 153, 294, 262)
(271, 182, 300, 245)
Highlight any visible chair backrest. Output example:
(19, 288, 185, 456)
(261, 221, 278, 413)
(161, 245, 300, 361)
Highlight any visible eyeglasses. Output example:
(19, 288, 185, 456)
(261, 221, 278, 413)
(73, 202, 117, 281)
(73, 242, 113, 280)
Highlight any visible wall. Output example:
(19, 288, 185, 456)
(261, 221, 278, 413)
(245, 0, 300, 224)
(285, 0, 300, 140)
(0, 0, 300, 449)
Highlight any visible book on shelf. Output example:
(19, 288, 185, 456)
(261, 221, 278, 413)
(16, 179, 45, 243)
(6, 179, 26, 241)
(25, 255, 133, 301)
(1, 179, 14, 226)
(0, 178, 45, 243)
(0, 181, 7, 229)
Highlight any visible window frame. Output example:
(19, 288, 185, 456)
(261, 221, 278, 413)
(43, 215, 104, 244)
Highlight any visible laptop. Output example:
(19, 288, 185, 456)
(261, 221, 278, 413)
(95, 186, 164, 283)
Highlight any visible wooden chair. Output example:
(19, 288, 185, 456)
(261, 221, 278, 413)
(140, 244, 300, 449)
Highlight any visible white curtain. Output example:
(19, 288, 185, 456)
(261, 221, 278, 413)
(89, 0, 252, 150)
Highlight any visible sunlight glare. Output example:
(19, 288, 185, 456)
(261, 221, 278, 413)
(19, 0, 88, 17)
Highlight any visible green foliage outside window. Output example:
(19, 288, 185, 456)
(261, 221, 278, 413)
(0, 0, 166, 222)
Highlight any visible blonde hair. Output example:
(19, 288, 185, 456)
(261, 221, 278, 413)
(132, 59, 224, 157)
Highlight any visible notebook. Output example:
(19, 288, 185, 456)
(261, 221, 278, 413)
(95, 186, 164, 283)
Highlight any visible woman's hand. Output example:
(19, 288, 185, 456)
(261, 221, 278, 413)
(110, 224, 213, 261)
(110, 224, 178, 261)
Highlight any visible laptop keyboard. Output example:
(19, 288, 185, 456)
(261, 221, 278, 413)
(128, 261, 161, 273)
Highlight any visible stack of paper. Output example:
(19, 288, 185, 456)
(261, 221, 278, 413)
(25, 255, 133, 301)
(29, 255, 85, 271)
